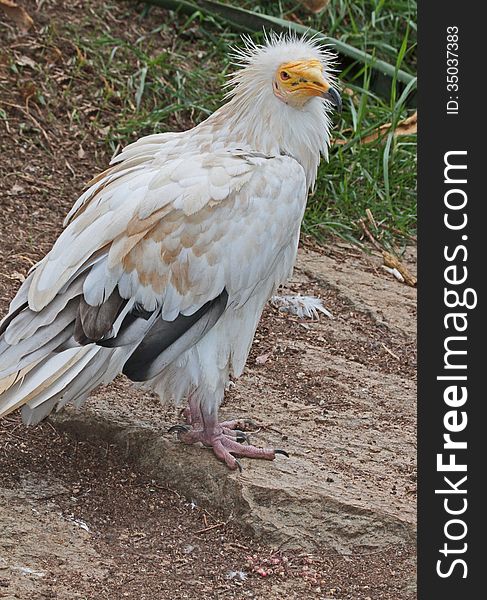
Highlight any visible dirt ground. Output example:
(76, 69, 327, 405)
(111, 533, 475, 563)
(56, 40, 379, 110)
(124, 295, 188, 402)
(1, 1, 417, 598)
(0, 246, 417, 600)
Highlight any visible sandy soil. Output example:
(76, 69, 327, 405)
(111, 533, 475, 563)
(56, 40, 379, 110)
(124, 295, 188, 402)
(0, 1, 417, 598)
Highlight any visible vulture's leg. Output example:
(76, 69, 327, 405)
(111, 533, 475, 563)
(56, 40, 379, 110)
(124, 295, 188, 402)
(183, 394, 250, 443)
(170, 394, 288, 470)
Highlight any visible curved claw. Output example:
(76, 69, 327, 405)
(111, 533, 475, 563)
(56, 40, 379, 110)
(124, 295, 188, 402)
(275, 449, 290, 458)
(168, 424, 190, 435)
(235, 431, 250, 444)
(234, 458, 243, 473)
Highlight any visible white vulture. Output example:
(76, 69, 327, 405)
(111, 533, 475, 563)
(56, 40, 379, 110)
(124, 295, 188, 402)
(0, 33, 340, 470)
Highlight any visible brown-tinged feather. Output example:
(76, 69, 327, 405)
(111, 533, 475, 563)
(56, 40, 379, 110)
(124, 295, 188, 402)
(170, 261, 190, 295)
(126, 205, 173, 237)
(150, 272, 169, 295)
(191, 242, 208, 258)
(148, 217, 182, 242)
(121, 252, 136, 273)
(161, 245, 181, 265)
(180, 232, 196, 248)
(86, 166, 115, 187)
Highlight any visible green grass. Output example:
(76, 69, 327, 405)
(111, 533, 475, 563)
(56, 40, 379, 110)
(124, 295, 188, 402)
(65, 0, 417, 248)
(63, 9, 235, 143)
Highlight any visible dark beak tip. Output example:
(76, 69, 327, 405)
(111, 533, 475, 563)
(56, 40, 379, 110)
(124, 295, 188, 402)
(323, 88, 342, 113)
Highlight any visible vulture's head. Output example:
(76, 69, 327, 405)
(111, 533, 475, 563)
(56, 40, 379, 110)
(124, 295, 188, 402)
(227, 32, 340, 113)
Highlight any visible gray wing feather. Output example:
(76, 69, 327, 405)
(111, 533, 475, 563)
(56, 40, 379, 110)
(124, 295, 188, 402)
(122, 290, 228, 382)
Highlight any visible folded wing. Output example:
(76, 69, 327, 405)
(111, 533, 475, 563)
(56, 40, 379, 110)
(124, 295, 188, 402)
(0, 147, 306, 422)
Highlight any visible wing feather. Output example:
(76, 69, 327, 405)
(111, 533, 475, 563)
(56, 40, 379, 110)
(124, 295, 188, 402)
(28, 151, 306, 324)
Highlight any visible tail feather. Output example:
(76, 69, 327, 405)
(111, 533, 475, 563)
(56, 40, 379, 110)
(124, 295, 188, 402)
(7, 270, 36, 314)
(19, 345, 111, 425)
(21, 397, 59, 426)
(20, 349, 113, 426)
(0, 324, 74, 379)
(0, 361, 40, 396)
(0, 346, 92, 418)
(0, 269, 107, 421)
(0, 266, 135, 423)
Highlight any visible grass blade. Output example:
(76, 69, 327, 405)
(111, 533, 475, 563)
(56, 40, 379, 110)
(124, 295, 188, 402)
(135, 66, 148, 110)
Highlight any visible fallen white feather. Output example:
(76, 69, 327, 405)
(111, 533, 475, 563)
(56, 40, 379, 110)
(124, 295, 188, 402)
(12, 566, 46, 577)
(226, 570, 248, 581)
(382, 265, 405, 283)
(65, 514, 90, 532)
(72, 518, 90, 532)
(270, 295, 333, 320)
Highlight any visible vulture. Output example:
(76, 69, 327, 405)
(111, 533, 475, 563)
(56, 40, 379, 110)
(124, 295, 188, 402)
(0, 33, 340, 470)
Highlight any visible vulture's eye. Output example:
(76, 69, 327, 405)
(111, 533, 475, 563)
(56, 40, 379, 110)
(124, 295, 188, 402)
(280, 71, 291, 81)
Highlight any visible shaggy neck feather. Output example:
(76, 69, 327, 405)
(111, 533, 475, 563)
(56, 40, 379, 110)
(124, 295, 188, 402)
(199, 89, 330, 190)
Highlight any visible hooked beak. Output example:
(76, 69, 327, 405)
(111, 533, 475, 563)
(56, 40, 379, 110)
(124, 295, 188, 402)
(277, 60, 342, 112)
(323, 87, 342, 113)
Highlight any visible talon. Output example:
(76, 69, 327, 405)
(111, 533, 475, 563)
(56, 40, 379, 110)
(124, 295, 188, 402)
(235, 430, 250, 444)
(275, 449, 289, 458)
(234, 457, 243, 472)
(168, 424, 190, 435)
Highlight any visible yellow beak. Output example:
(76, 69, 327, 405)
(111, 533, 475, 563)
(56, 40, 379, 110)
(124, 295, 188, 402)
(278, 59, 341, 110)
(280, 59, 330, 96)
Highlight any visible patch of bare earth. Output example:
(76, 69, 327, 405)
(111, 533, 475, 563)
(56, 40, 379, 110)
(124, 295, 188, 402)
(1, 1, 416, 598)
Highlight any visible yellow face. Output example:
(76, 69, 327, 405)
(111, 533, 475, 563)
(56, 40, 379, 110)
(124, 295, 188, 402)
(273, 59, 332, 106)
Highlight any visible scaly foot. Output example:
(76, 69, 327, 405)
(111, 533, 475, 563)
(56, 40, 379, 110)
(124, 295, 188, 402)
(168, 423, 288, 471)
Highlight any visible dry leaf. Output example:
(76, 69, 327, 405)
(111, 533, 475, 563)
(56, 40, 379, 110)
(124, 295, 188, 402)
(47, 45, 63, 63)
(0, 0, 33, 32)
(19, 80, 36, 108)
(15, 55, 37, 69)
(333, 112, 417, 146)
(9, 271, 26, 283)
(383, 251, 417, 287)
(361, 112, 417, 144)
(300, 0, 330, 13)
